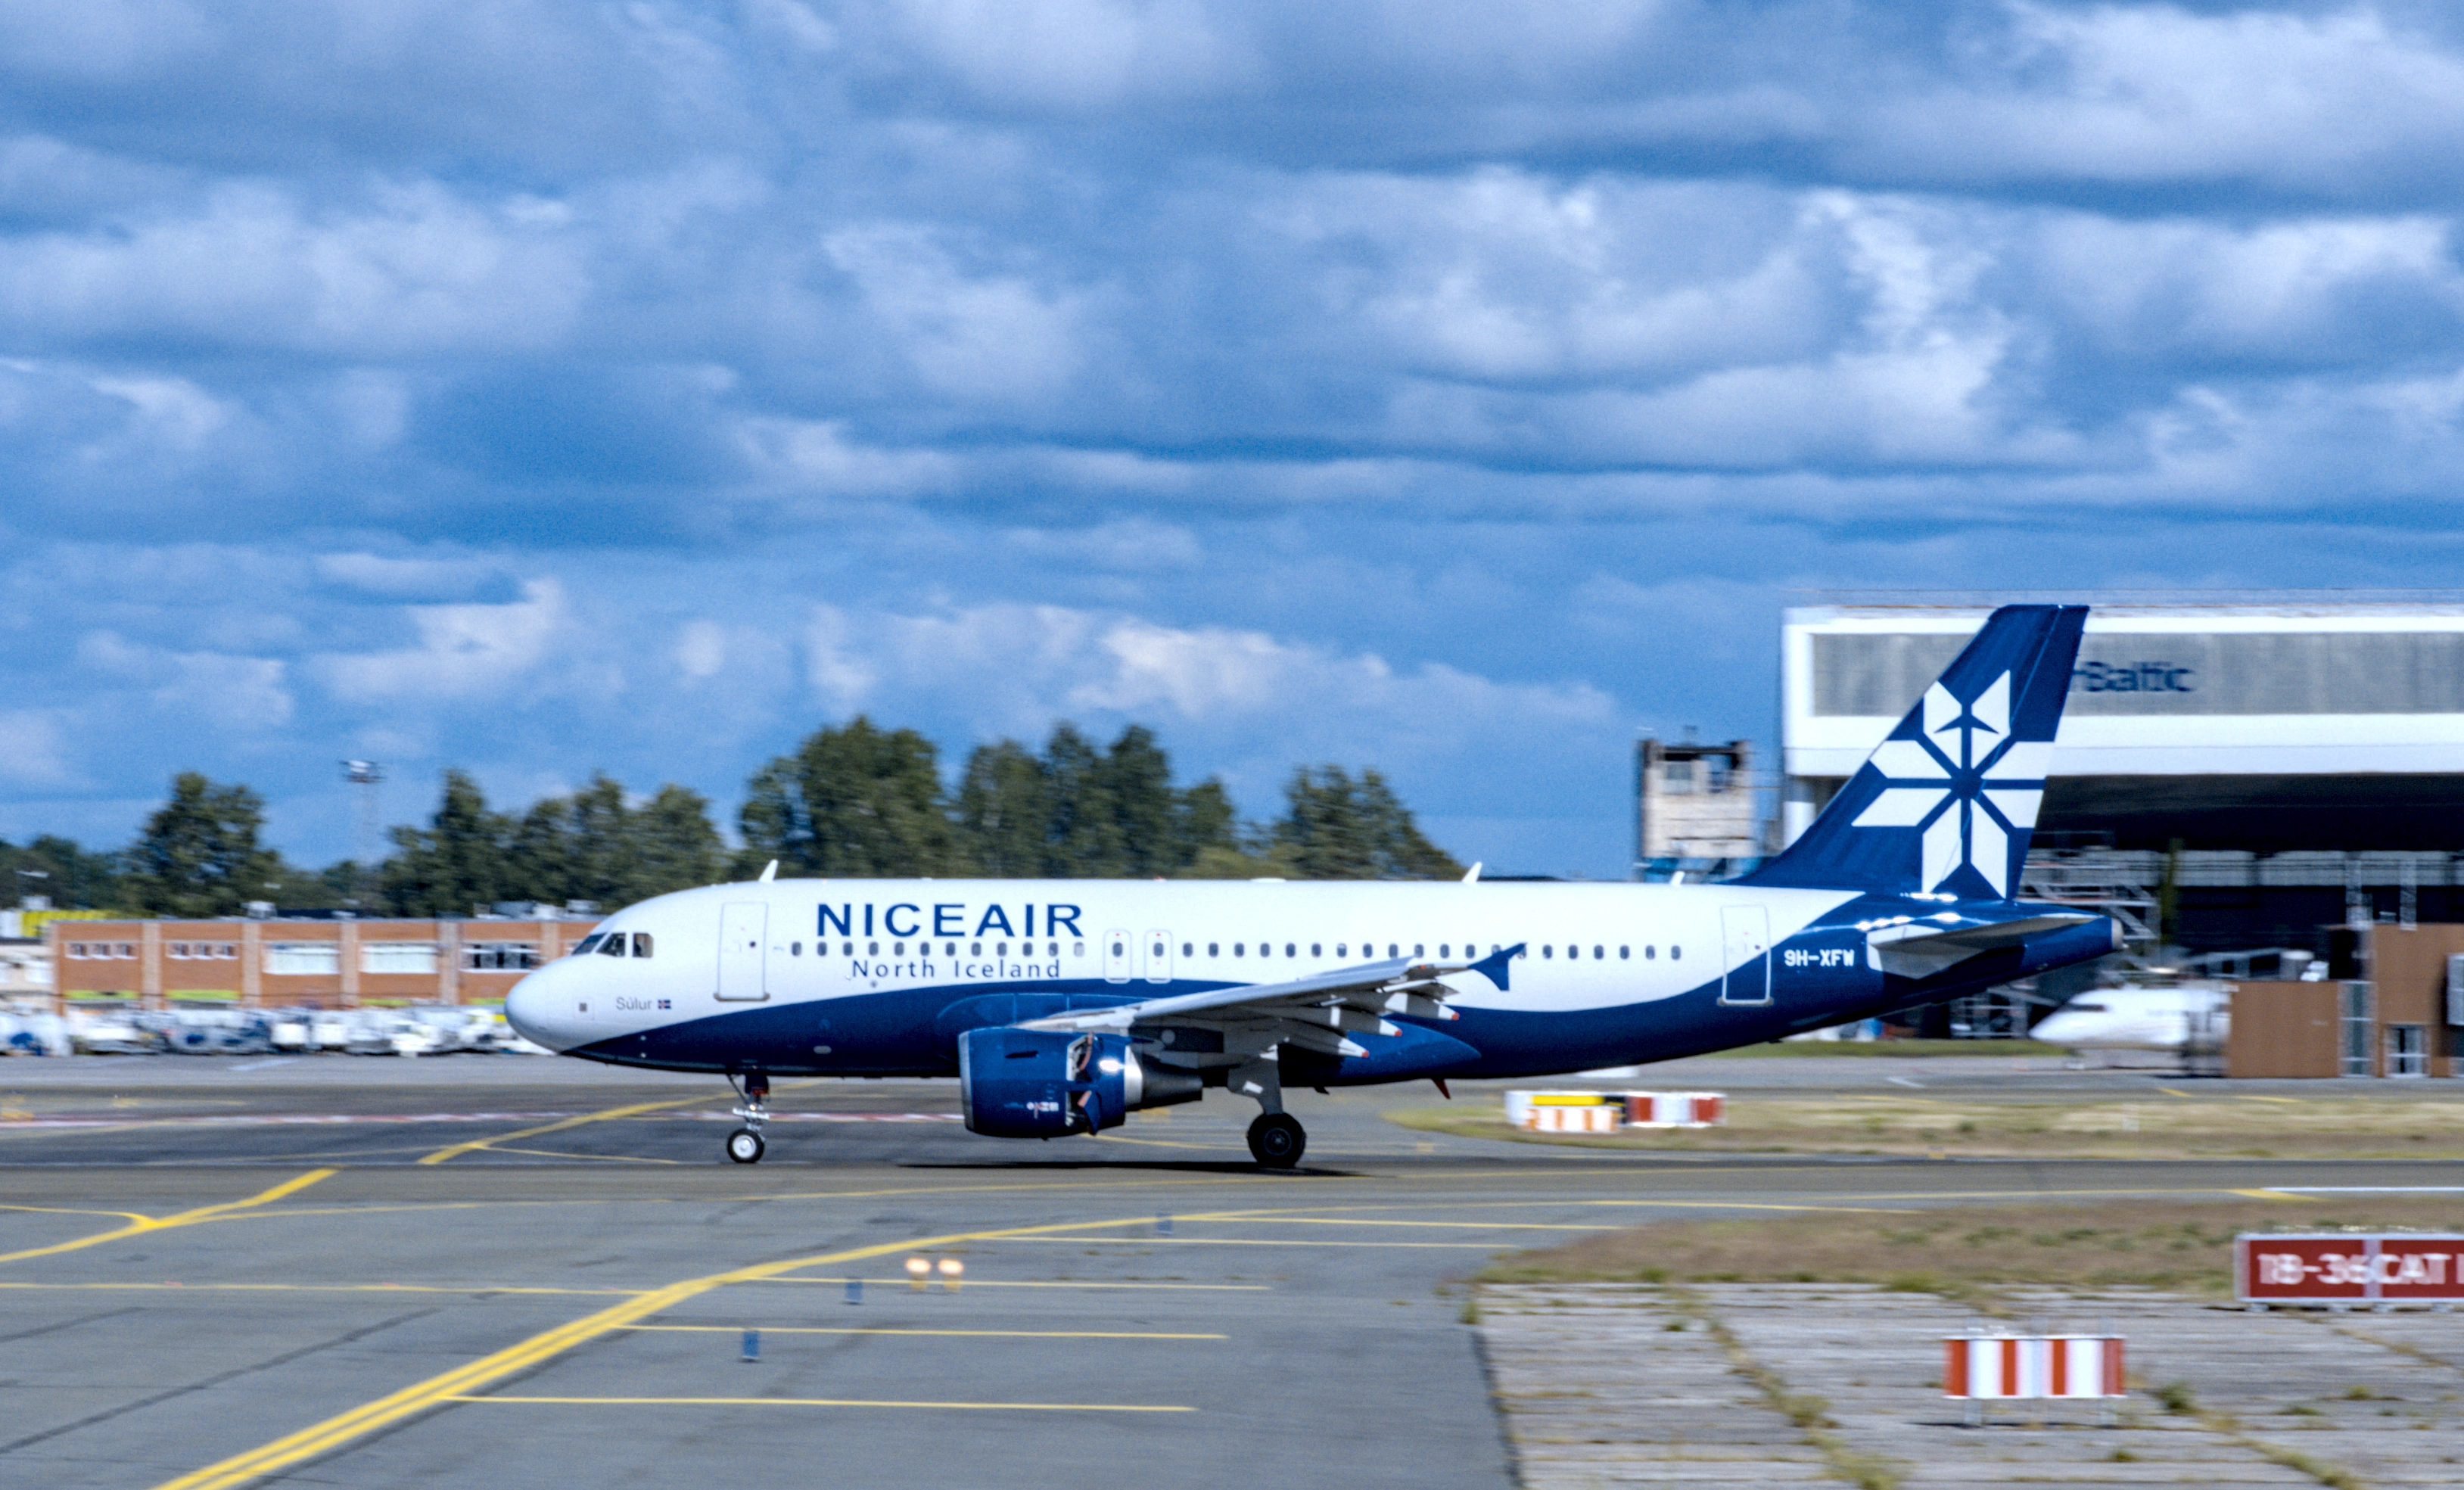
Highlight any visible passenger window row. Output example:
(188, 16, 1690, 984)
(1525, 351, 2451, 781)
(783, 940, 1077, 959)
(572, 931, 1677, 968)
(1180, 940, 1678, 962)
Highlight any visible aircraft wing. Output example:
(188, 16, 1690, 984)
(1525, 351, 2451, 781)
(1016, 944, 1524, 1059)
(1865, 913, 2099, 980)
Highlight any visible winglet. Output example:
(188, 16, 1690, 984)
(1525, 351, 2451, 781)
(1462, 861, 1482, 884)
(758, 860, 778, 883)
(1470, 942, 1522, 991)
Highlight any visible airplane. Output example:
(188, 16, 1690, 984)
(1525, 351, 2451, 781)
(505, 604, 2117, 1168)
(2030, 982, 2230, 1053)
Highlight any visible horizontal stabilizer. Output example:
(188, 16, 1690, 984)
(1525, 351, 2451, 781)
(1865, 913, 2100, 980)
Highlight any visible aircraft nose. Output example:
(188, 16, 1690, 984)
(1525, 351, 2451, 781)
(504, 966, 564, 1050)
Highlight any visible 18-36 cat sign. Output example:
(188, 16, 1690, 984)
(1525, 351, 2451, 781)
(2237, 1233, 2464, 1307)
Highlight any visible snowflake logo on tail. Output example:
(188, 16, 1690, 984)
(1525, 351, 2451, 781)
(1849, 671, 2052, 899)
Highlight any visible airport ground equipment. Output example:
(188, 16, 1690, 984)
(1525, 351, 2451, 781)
(505, 605, 2120, 1167)
(1504, 1090, 1725, 1131)
(2238, 1232, 2464, 1309)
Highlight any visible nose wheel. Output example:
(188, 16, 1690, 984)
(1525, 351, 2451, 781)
(726, 1070, 771, 1165)
(1246, 1112, 1306, 1169)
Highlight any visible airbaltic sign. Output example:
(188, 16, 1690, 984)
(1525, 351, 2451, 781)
(2074, 661, 2193, 694)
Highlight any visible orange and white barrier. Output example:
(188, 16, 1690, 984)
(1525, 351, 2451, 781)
(1503, 1090, 1726, 1131)
(1943, 1335, 2124, 1400)
(1529, 1103, 1619, 1132)
(1626, 1093, 1724, 1127)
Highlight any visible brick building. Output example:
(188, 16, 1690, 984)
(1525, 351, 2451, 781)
(49, 916, 597, 1009)
(2226, 922, 2463, 1078)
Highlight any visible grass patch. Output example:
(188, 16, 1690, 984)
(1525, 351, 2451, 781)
(1679, 1295, 1902, 1490)
(1389, 1091, 2464, 1159)
(1476, 1197, 2464, 1298)
(2189, 1404, 2367, 1490)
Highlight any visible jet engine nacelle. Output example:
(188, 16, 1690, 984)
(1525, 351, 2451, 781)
(957, 1028, 1202, 1138)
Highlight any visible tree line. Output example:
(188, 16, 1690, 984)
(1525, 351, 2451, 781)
(14, 718, 1462, 919)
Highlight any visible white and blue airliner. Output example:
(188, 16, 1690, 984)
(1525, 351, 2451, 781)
(506, 605, 2114, 1167)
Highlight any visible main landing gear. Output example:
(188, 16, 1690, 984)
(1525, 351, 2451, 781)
(1231, 1054, 1305, 1170)
(726, 1069, 770, 1165)
(1246, 1112, 1306, 1169)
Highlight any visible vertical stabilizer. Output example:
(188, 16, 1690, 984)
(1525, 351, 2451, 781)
(1744, 605, 2088, 898)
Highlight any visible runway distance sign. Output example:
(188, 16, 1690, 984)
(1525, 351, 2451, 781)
(2236, 1233, 2464, 1305)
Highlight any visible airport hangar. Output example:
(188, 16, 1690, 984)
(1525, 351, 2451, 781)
(1781, 596, 2464, 957)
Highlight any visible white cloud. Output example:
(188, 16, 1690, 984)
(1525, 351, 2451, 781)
(674, 618, 727, 679)
(313, 551, 505, 599)
(803, 605, 882, 711)
(74, 630, 294, 731)
(312, 578, 570, 702)
(798, 599, 1618, 773)
(823, 225, 1097, 406)
(1274, 170, 1831, 383)
(2032, 212, 2464, 360)
(0, 711, 76, 788)
(1862, 3, 2464, 195)
(869, 0, 1256, 109)
(86, 372, 230, 449)
(0, 181, 590, 356)
(736, 415, 963, 496)
(0, 0, 212, 81)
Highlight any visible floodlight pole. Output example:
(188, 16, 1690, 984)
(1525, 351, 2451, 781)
(342, 761, 384, 906)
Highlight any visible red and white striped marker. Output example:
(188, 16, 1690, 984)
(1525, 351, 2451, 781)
(1624, 1093, 1725, 1127)
(1943, 1336, 2124, 1400)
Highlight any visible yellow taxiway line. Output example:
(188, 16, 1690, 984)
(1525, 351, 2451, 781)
(148, 1212, 1171, 1490)
(414, 1099, 705, 1165)
(0, 1169, 334, 1265)
(621, 1324, 1225, 1339)
(448, 1394, 1193, 1412)
(982, 1235, 1501, 1249)
(0, 1281, 648, 1297)
(751, 1276, 1269, 1291)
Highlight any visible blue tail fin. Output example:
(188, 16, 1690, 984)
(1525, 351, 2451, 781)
(1744, 605, 2089, 899)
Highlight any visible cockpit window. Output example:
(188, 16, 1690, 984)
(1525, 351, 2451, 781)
(630, 932, 653, 959)
(598, 934, 627, 957)
(573, 933, 605, 956)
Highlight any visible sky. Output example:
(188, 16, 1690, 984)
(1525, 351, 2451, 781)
(5, 0, 2464, 879)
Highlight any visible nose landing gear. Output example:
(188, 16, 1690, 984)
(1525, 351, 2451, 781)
(726, 1069, 770, 1165)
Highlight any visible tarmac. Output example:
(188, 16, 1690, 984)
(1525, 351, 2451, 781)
(1486, 1283, 2464, 1488)
(2, 1055, 2459, 1490)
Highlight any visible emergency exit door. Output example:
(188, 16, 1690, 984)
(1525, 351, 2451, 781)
(717, 902, 768, 1000)
(1144, 929, 1173, 984)
(1718, 905, 1771, 1006)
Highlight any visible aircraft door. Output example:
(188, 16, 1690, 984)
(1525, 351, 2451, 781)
(717, 902, 769, 1001)
(1718, 905, 1771, 1006)
(1104, 929, 1132, 984)
(1143, 929, 1173, 985)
